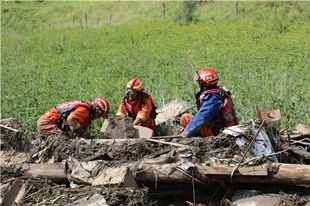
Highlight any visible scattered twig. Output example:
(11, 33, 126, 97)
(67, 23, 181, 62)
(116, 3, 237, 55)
(279, 127, 289, 134)
(151, 135, 182, 139)
(147, 139, 194, 148)
(0, 124, 19, 132)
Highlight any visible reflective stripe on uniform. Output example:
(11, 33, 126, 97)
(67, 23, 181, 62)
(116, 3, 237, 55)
(116, 112, 126, 117)
(137, 114, 147, 121)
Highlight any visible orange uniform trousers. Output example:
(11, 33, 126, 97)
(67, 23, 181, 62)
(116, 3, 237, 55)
(180, 113, 214, 137)
(37, 107, 66, 137)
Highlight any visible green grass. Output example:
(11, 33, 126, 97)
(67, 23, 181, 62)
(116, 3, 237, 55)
(2, 1, 310, 29)
(1, 1, 310, 137)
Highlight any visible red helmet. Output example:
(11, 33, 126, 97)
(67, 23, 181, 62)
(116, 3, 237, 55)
(125, 78, 145, 94)
(91, 98, 110, 118)
(193, 68, 219, 85)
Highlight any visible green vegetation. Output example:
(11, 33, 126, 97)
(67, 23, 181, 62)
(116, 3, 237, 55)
(1, 1, 310, 137)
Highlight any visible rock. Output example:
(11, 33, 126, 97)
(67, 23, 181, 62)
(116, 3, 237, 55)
(233, 194, 283, 206)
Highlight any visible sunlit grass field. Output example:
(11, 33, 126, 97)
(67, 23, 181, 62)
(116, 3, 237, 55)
(2, 1, 310, 137)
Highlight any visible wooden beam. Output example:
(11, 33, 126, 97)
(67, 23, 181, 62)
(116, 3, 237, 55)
(19, 164, 67, 183)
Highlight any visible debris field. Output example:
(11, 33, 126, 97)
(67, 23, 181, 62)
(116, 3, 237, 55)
(1, 102, 310, 206)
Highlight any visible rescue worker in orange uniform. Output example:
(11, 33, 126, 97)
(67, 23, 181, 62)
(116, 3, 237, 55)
(181, 69, 239, 138)
(116, 78, 157, 130)
(37, 98, 110, 138)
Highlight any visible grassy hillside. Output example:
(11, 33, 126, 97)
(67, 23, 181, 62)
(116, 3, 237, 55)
(2, 1, 310, 30)
(1, 1, 310, 137)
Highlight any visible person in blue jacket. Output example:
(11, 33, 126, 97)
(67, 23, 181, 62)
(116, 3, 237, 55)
(181, 68, 239, 138)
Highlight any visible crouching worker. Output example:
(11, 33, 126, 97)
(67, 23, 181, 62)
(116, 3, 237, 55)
(37, 98, 110, 138)
(181, 68, 239, 138)
(116, 78, 157, 130)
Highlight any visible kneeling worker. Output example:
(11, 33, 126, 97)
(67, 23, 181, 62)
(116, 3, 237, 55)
(37, 98, 110, 138)
(181, 68, 239, 138)
(116, 78, 157, 130)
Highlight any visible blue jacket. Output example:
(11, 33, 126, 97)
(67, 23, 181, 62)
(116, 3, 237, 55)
(181, 89, 223, 137)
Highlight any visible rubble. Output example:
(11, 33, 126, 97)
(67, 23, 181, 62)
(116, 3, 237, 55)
(1, 104, 310, 205)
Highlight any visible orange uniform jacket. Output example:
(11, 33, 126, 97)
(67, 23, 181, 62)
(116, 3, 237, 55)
(67, 107, 91, 133)
(37, 106, 92, 137)
(116, 94, 156, 130)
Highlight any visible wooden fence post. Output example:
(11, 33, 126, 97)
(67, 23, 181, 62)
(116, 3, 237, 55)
(49, 24, 50, 28)
(32, 24, 34, 31)
(109, 13, 112, 26)
(80, 19, 82, 27)
(274, 0, 277, 20)
(235, 0, 238, 19)
(97, 18, 99, 28)
(85, 13, 87, 27)
(163, 3, 165, 20)
(42, 24, 44, 30)
(73, 15, 75, 26)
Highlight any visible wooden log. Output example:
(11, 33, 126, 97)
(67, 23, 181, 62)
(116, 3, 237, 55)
(136, 163, 310, 185)
(11, 162, 310, 186)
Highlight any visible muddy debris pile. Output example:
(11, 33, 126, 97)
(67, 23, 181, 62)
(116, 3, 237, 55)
(1, 117, 310, 206)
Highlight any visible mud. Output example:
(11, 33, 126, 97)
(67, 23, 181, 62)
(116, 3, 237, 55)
(101, 117, 136, 139)
(0, 118, 35, 152)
